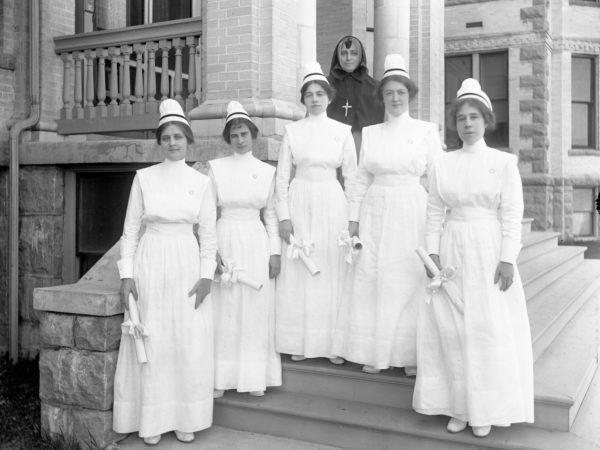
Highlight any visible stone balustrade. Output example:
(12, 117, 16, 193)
(54, 17, 202, 135)
(34, 243, 124, 449)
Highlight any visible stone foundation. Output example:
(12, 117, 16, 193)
(34, 243, 124, 449)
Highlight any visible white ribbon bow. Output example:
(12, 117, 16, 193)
(426, 265, 464, 312)
(287, 235, 315, 260)
(338, 230, 362, 264)
(121, 320, 149, 340)
(219, 259, 245, 287)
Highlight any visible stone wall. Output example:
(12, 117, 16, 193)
(35, 243, 124, 449)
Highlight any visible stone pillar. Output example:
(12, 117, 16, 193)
(189, 0, 306, 139)
(34, 243, 124, 449)
(373, 0, 410, 78)
(296, 0, 317, 86)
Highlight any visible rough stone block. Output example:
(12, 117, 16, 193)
(520, 46, 546, 61)
(19, 320, 40, 359)
(19, 215, 63, 277)
(39, 348, 118, 410)
(75, 315, 123, 351)
(19, 276, 63, 323)
(72, 408, 124, 448)
(0, 170, 7, 213)
(41, 402, 72, 436)
(40, 312, 75, 348)
(19, 167, 64, 214)
(0, 215, 7, 274)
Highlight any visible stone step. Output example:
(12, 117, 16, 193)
(522, 218, 534, 235)
(528, 260, 600, 361)
(518, 231, 561, 265)
(533, 288, 600, 432)
(115, 425, 345, 449)
(214, 389, 599, 450)
(520, 245, 586, 300)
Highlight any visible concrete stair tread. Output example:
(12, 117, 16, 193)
(518, 231, 561, 264)
(571, 357, 600, 447)
(534, 289, 599, 407)
(115, 425, 346, 449)
(520, 246, 586, 299)
(215, 390, 599, 450)
(528, 260, 600, 360)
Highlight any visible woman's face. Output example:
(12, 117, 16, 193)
(303, 82, 330, 116)
(229, 123, 253, 154)
(159, 124, 188, 161)
(382, 80, 410, 117)
(456, 103, 487, 145)
(338, 41, 361, 73)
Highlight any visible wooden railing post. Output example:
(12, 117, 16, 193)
(84, 50, 96, 118)
(158, 39, 172, 100)
(61, 53, 74, 120)
(145, 42, 158, 113)
(96, 48, 108, 117)
(73, 51, 84, 119)
(185, 36, 199, 110)
(108, 46, 120, 117)
(133, 43, 145, 115)
(120, 45, 133, 116)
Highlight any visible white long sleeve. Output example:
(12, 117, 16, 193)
(117, 174, 143, 279)
(341, 131, 358, 199)
(347, 134, 374, 221)
(425, 161, 446, 255)
(499, 155, 524, 264)
(263, 179, 282, 255)
(275, 131, 293, 221)
(198, 181, 218, 279)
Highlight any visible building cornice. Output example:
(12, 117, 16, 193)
(445, 32, 551, 53)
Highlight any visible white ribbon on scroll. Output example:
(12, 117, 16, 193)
(287, 234, 320, 276)
(338, 230, 363, 265)
(121, 293, 149, 364)
(416, 247, 464, 314)
(218, 259, 263, 291)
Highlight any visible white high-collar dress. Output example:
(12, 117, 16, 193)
(332, 111, 442, 370)
(209, 151, 282, 392)
(413, 138, 534, 427)
(113, 158, 217, 437)
(275, 111, 357, 358)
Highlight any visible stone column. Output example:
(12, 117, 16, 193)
(296, 0, 317, 85)
(189, 0, 306, 139)
(34, 244, 124, 449)
(373, 0, 410, 78)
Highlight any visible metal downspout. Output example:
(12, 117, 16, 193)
(7, 0, 40, 363)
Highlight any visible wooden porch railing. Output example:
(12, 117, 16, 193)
(54, 17, 202, 135)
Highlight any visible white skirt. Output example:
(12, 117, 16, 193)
(412, 217, 534, 426)
(212, 210, 281, 392)
(275, 176, 348, 358)
(113, 224, 213, 437)
(332, 180, 427, 369)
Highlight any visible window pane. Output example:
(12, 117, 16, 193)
(480, 53, 508, 101)
(153, 0, 192, 23)
(572, 103, 591, 147)
(77, 172, 136, 255)
(573, 188, 594, 211)
(127, 0, 144, 26)
(573, 212, 593, 236)
(572, 57, 592, 102)
(445, 56, 472, 103)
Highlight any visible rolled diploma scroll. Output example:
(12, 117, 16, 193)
(220, 260, 263, 291)
(415, 247, 464, 313)
(288, 234, 320, 276)
(128, 293, 148, 364)
(338, 230, 363, 264)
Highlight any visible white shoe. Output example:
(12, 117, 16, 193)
(249, 390, 265, 397)
(174, 431, 195, 443)
(362, 365, 381, 374)
(291, 355, 306, 361)
(446, 417, 467, 433)
(143, 435, 161, 445)
(213, 389, 225, 398)
(404, 366, 417, 376)
(329, 356, 345, 365)
(472, 425, 491, 437)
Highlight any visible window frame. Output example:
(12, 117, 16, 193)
(571, 54, 598, 150)
(572, 186, 600, 238)
(444, 50, 509, 150)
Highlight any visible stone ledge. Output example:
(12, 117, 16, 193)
(10, 135, 282, 166)
(34, 284, 122, 316)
